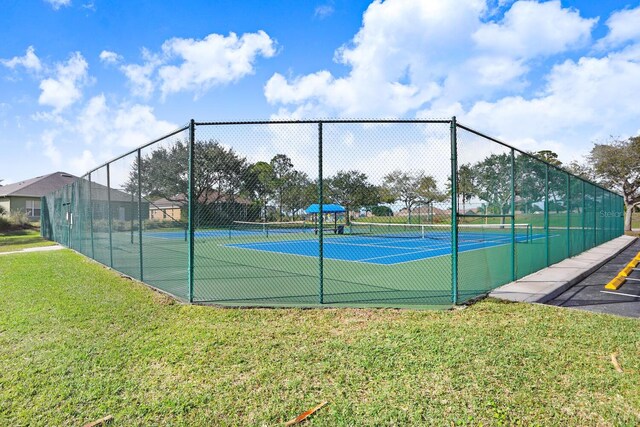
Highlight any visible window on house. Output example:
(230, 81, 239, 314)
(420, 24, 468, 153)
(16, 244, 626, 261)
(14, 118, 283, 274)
(26, 200, 41, 217)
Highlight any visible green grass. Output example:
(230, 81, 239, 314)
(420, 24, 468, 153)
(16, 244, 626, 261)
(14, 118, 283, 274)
(0, 250, 638, 426)
(0, 229, 56, 252)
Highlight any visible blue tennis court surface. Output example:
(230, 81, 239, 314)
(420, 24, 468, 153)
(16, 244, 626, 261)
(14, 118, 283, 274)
(226, 234, 543, 265)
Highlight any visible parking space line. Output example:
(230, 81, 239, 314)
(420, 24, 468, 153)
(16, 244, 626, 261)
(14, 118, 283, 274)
(600, 290, 640, 298)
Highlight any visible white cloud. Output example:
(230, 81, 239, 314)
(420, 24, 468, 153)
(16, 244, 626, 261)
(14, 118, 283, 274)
(265, 0, 601, 118)
(473, 0, 596, 58)
(38, 52, 89, 112)
(38, 94, 178, 176)
(42, 130, 62, 166)
(120, 49, 160, 98)
(0, 46, 43, 72)
(119, 31, 276, 99)
(76, 94, 177, 151)
(69, 150, 96, 174)
(99, 50, 122, 64)
(158, 31, 276, 97)
(421, 47, 640, 162)
(315, 4, 335, 19)
(45, 0, 71, 10)
(595, 5, 640, 49)
(267, 0, 486, 117)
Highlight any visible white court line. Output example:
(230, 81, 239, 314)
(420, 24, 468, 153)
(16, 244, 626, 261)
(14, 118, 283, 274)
(223, 230, 558, 265)
(600, 290, 640, 298)
(324, 239, 450, 251)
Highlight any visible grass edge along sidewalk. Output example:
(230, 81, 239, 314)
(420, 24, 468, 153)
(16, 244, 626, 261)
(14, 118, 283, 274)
(0, 228, 56, 253)
(1, 249, 639, 426)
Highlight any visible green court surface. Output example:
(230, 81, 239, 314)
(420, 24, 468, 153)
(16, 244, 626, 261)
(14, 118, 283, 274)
(76, 221, 600, 308)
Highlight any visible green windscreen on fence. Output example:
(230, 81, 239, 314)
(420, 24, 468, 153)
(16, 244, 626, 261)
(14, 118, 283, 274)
(41, 119, 625, 308)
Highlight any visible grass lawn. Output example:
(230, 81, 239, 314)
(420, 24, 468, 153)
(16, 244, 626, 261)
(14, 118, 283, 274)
(0, 250, 638, 426)
(0, 229, 56, 252)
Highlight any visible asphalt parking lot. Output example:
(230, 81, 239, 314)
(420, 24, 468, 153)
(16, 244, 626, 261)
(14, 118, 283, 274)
(546, 239, 640, 318)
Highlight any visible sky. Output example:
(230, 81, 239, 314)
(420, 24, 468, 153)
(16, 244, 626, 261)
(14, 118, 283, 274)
(1, 0, 639, 185)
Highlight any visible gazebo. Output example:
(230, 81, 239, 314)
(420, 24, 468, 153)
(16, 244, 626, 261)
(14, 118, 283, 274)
(305, 203, 346, 234)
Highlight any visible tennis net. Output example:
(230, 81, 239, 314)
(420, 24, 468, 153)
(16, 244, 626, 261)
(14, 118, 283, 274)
(348, 222, 532, 243)
(230, 221, 311, 236)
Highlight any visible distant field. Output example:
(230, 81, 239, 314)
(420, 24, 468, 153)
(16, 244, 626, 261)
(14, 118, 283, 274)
(0, 249, 638, 426)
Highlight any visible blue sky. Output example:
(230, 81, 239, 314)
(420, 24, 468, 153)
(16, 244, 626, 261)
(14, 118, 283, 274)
(1, 0, 639, 184)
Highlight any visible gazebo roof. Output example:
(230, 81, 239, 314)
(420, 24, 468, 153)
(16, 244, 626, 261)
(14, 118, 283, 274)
(305, 203, 346, 214)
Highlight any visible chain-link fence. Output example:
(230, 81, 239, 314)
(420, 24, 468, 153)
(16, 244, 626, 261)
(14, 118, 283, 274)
(41, 119, 625, 307)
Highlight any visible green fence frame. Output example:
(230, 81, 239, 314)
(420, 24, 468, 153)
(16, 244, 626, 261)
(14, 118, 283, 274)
(41, 118, 625, 308)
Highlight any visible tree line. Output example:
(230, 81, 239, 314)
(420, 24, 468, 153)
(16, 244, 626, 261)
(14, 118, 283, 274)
(124, 136, 639, 230)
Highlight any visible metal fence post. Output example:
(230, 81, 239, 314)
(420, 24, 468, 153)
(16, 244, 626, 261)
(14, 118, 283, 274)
(593, 185, 597, 247)
(89, 173, 94, 259)
(130, 192, 134, 244)
(137, 149, 144, 281)
(566, 173, 571, 257)
(510, 148, 516, 281)
(450, 117, 458, 304)
(188, 119, 195, 303)
(544, 164, 549, 266)
(106, 163, 113, 268)
(318, 121, 324, 304)
(581, 180, 585, 252)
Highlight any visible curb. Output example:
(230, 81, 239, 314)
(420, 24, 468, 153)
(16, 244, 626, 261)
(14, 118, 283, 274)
(489, 235, 638, 304)
(537, 236, 638, 303)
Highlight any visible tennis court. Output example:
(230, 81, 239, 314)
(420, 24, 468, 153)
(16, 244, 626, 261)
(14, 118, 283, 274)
(225, 222, 539, 265)
(129, 221, 548, 307)
(41, 119, 625, 308)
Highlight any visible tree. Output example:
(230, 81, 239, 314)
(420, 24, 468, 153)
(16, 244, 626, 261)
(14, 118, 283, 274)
(514, 154, 546, 214)
(446, 163, 476, 214)
(128, 139, 251, 223)
(371, 205, 392, 217)
(565, 160, 595, 181)
(589, 136, 640, 231)
(247, 161, 274, 221)
(533, 150, 562, 167)
(281, 171, 315, 220)
(270, 154, 294, 221)
(471, 153, 512, 221)
(327, 170, 379, 224)
(530, 151, 567, 213)
(382, 170, 444, 222)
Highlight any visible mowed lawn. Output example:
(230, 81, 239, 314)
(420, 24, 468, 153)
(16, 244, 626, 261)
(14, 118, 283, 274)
(0, 229, 56, 253)
(0, 250, 639, 426)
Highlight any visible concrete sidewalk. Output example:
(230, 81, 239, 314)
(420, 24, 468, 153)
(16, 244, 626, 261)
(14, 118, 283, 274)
(0, 245, 64, 256)
(489, 235, 638, 303)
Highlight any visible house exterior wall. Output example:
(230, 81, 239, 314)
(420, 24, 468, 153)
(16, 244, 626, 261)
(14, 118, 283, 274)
(0, 197, 42, 221)
(0, 198, 10, 214)
(149, 207, 182, 221)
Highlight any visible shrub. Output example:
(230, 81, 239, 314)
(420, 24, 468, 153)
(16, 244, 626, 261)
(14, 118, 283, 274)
(0, 216, 10, 231)
(9, 210, 30, 227)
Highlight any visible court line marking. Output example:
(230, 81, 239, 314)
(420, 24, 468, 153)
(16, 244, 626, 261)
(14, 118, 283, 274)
(224, 235, 524, 265)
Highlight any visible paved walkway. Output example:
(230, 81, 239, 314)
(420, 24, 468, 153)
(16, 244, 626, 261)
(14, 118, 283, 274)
(490, 235, 637, 303)
(0, 245, 64, 256)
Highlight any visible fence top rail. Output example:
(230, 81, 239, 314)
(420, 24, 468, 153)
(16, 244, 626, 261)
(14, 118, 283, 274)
(455, 121, 623, 198)
(56, 117, 620, 202)
(194, 118, 453, 126)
